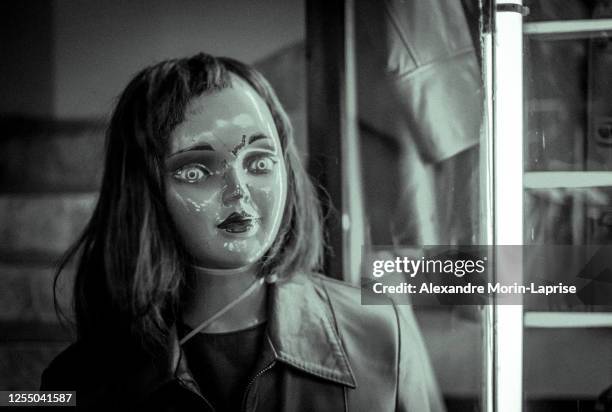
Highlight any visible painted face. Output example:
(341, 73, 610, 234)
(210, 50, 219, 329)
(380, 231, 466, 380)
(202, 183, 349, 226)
(164, 75, 288, 269)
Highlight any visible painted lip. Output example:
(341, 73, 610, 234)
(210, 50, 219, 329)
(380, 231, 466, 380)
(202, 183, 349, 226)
(217, 211, 261, 233)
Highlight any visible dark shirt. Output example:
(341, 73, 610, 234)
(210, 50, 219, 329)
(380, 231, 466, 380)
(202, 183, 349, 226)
(177, 322, 267, 412)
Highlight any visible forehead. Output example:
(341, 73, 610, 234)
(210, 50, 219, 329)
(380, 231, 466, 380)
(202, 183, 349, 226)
(169, 75, 279, 154)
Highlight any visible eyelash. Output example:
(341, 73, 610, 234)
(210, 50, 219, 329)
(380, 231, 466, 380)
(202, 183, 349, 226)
(172, 164, 211, 183)
(245, 154, 278, 175)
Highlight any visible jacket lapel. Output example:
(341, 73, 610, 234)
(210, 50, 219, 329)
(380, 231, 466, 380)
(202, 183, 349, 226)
(266, 272, 357, 388)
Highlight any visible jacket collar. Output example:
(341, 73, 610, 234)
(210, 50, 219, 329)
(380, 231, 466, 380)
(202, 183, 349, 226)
(127, 272, 357, 404)
(266, 272, 356, 387)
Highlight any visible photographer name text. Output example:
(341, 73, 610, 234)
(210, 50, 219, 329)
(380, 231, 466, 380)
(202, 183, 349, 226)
(371, 282, 577, 296)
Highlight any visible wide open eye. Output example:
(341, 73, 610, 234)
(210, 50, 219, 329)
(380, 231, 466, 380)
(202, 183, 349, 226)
(245, 154, 277, 175)
(172, 164, 211, 183)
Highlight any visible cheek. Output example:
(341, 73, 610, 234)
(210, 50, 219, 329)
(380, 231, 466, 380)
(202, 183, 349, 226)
(250, 186, 281, 217)
(165, 184, 221, 229)
(248, 170, 287, 219)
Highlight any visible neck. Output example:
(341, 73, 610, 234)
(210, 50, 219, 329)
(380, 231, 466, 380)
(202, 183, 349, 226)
(181, 263, 268, 334)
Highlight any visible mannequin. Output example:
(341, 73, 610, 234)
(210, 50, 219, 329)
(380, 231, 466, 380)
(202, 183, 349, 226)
(165, 75, 287, 336)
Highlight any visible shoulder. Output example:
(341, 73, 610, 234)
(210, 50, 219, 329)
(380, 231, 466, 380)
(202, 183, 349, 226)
(40, 340, 153, 410)
(306, 271, 401, 328)
(302, 272, 402, 361)
(41, 339, 127, 392)
(295, 273, 405, 404)
(40, 341, 88, 390)
(302, 273, 445, 411)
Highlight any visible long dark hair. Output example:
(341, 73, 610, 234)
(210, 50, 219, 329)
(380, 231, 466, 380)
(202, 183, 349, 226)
(55, 53, 323, 356)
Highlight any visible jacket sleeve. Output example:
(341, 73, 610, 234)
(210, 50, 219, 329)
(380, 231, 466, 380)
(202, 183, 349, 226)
(40, 361, 72, 391)
(39, 367, 53, 390)
(39, 343, 81, 391)
(393, 303, 446, 412)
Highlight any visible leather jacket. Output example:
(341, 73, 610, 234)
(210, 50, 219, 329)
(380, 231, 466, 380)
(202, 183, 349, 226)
(41, 272, 445, 411)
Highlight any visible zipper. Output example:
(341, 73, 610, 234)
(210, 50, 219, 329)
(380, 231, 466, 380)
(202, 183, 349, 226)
(240, 361, 276, 411)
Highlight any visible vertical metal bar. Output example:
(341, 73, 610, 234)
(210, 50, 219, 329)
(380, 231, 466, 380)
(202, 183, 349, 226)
(481, 0, 496, 409)
(306, 0, 364, 282)
(494, 1, 525, 411)
(341, 0, 365, 284)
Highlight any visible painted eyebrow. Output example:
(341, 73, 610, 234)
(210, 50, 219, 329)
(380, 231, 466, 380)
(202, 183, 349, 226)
(232, 133, 274, 156)
(168, 143, 215, 157)
(169, 134, 273, 157)
(248, 133, 270, 144)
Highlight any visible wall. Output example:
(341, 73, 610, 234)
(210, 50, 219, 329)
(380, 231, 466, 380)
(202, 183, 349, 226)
(1, 0, 304, 119)
(53, 0, 304, 119)
(0, 1, 54, 117)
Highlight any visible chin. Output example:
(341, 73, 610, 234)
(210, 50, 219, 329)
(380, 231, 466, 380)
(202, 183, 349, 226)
(188, 234, 275, 270)
(196, 252, 262, 270)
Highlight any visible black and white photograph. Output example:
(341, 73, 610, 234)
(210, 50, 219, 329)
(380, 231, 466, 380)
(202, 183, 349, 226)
(0, 1, 611, 411)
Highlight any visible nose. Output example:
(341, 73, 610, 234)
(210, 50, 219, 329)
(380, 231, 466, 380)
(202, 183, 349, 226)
(222, 168, 250, 205)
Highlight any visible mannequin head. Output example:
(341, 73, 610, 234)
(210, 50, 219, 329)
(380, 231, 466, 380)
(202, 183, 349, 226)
(59, 53, 323, 351)
(165, 75, 287, 269)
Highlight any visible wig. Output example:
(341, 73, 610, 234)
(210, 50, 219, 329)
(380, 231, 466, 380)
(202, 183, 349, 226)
(55, 53, 323, 356)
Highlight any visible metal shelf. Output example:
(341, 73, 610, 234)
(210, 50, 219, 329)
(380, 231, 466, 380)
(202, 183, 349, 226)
(524, 171, 612, 189)
(524, 311, 612, 328)
(524, 18, 612, 35)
